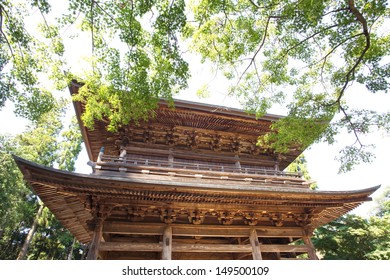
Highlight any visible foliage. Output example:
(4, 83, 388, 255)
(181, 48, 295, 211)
(0, 0, 69, 121)
(286, 154, 317, 189)
(373, 185, 390, 217)
(188, 0, 390, 172)
(0, 135, 37, 259)
(1, 1, 390, 171)
(0, 100, 84, 259)
(313, 192, 390, 260)
(26, 208, 87, 260)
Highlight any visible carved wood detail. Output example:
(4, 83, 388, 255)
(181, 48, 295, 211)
(87, 204, 314, 228)
(111, 124, 275, 156)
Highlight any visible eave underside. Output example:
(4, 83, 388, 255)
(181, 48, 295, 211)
(15, 156, 378, 248)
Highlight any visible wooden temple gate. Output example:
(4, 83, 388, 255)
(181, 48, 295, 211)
(13, 81, 379, 260)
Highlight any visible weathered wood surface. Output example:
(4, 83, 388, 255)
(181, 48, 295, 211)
(103, 222, 305, 238)
(302, 235, 319, 260)
(97, 155, 305, 183)
(249, 228, 262, 260)
(87, 218, 104, 260)
(14, 155, 379, 253)
(99, 242, 310, 253)
(162, 226, 172, 260)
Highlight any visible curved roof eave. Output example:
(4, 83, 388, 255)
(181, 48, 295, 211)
(13, 155, 380, 200)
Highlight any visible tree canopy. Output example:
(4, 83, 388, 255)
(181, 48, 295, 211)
(1, 0, 390, 171)
(313, 187, 390, 259)
(0, 101, 84, 259)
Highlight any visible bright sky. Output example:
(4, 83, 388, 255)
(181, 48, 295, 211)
(1, 2, 389, 217)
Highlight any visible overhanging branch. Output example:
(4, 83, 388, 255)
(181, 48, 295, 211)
(333, 0, 371, 106)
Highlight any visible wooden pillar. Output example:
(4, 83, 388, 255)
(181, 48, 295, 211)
(249, 228, 262, 260)
(288, 237, 297, 258)
(162, 226, 172, 260)
(87, 218, 104, 260)
(302, 235, 319, 260)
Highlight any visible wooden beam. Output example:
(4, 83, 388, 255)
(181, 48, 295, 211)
(249, 228, 262, 260)
(99, 242, 161, 252)
(302, 236, 319, 260)
(174, 244, 251, 253)
(87, 218, 104, 260)
(162, 226, 172, 260)
(98, 242, 309, 253)
(103, 222, 305, 238)
(260, 244, 309, 253)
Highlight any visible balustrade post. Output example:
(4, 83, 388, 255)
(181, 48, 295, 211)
(119, 148, 126, 159)
(168, 154, 174, 168)
(97, 147, 105, 163)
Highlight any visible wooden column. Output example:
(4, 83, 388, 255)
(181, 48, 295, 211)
(249, 228, 262, 260)
(87, 218, 104, 260)
(162, 226, 172, 260)
(302, 235, 319, 260)
(288, 237, 297, 258)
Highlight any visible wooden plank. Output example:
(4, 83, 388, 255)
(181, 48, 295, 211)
(99, 242, 309, 253)
(260, 244, 309, 253)
(162, 226, 172, 260)
(103, 222, 305, 238)
(99, 242, 251, 252)
(249, 228, 262, 260)
(97, 161, 304, 183)
(99, 242, 161, 252)
(104, 222, 165, 235)
(174, 244, 251, 253)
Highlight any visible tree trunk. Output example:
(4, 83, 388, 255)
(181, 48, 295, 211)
(17, 204, 44, 260)
(67, 237, 76, 260)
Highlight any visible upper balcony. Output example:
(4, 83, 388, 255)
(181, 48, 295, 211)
(91, 151, 311, 189)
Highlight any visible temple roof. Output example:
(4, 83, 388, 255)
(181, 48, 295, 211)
(14, 155, 379, 244)
(69, 81, 301, 170)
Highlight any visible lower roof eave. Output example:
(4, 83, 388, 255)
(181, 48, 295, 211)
(13, 156, 380, 243)
(13, 155, 380, 199)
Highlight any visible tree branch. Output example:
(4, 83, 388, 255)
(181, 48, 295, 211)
(323, 7, 349, 17)
(94, 1, 121, 28)
(91, 0, 95, 62)
(247, 0, 283, 10)
(0, 5, 16, 61)
(235, 15, 277, 87)
(319, 33, 363, 78)
(247, 0, 260, 9)
(332, 0, 371, 106)
(339, 105, 364, 149)
(282, 24, 339, 57)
